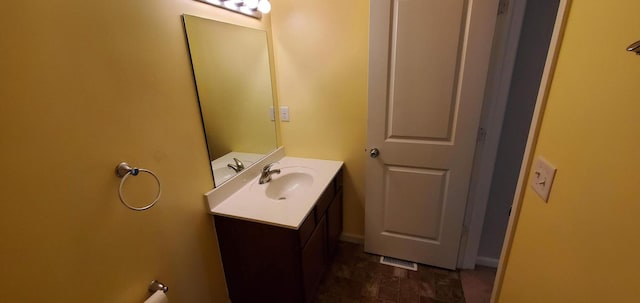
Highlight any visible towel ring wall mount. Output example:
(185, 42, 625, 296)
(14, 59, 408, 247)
(115, 162, 162, 211)
(148, 280, 169, 293)
(627, 40, 640, 55)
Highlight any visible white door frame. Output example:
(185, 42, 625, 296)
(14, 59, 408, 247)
(458, 0, 571, 271)
(457, 0, 529, 269)
(491, 0, 571, 300)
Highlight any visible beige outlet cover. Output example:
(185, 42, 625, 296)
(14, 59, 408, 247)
(530, 156, 557, 202)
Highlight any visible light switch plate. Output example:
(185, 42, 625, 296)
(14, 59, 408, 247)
(280, 106, 290, 122)
(530, 156, 557, 202)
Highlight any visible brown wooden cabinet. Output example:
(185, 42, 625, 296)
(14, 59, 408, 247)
(214, 170, 343, 303)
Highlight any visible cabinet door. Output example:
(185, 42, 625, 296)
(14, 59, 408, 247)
(214, 215, 303, 303)
(301, 215, 327, 303)
(327, 190, 343, 257)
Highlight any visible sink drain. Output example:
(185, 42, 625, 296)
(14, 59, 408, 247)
(277, 197, 287, 200)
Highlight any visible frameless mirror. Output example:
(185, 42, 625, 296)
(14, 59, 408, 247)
(183, 15, 278, 187)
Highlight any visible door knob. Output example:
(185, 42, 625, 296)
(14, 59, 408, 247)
(369, 148, 380, 158)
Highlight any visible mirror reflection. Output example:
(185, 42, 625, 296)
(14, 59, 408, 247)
(183, 14, 278, 187)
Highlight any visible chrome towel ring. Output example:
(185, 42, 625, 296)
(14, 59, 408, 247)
(115, 162, 162, 211)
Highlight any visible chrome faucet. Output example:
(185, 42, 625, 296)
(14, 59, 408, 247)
(259, 163, 281, 184)
(227, 158, 245, 173)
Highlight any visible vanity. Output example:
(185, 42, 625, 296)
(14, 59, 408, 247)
(183, 13, 343, 303)
(208, 155, 343, 303)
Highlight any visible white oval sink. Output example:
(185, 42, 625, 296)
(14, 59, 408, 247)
(266, 172, 314, 200)
(253, 166, 317, 201)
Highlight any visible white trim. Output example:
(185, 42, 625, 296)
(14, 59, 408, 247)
(491, 1, 572, 302)
(458, 0, 528, 269)
(476, 256, 500, 268)
(340, 232, 364, 244)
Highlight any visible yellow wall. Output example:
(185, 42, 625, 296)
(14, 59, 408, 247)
(498, 1, 640, 302)
(0, 1, 271, 302)
(270, 0, 369, 236)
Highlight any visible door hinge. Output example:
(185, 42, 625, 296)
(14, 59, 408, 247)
(477, 127, 487, 144)
(497, 0, 510, 15)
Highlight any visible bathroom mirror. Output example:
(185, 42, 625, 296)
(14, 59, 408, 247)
(183, 14, 278, 187)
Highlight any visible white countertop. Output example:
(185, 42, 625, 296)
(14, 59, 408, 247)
(210, 156, 343, 229)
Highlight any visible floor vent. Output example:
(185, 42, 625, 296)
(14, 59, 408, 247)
(380, 256, 418, 271)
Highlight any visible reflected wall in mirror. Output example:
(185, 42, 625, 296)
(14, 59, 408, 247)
(183, 14, 278, 187)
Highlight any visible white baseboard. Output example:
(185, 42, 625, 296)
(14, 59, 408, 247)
(339, 232, 364, 244)
(476, 256, 500, 268)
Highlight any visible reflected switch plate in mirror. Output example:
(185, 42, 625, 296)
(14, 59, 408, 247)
(280, 106, 290, 122)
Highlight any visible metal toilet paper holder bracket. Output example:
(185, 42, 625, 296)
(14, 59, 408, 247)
(148, 280, 168, 293)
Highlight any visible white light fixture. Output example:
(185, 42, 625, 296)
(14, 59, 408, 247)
(257, 0, 271, 14)
(223, 0, 239, 10)
(245, 0, 259, 9)
(194, 0, 269, 19)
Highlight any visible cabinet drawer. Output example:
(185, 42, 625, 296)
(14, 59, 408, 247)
(314, 179, 335, 221)
(298, 208, 316, 248)
(335, 169, 343, 192)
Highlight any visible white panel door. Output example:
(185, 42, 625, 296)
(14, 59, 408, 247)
(365, 0, 499, 269)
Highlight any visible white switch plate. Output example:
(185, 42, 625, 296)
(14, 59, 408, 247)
(280, 106, 290, 122)
(530, 156, 557, 202)
(269, 106, 275, 121)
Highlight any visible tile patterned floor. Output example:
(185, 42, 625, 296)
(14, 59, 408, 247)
(315, 242, 466, 303)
